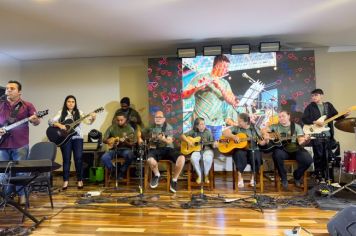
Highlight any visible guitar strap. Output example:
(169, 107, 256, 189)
(290, 122, 296, 137)
(7, 102, 23, 124)
(323, 102, 329, 117)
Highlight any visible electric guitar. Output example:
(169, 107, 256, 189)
(46, 107, 104, 147)
(106, 133, 135, 150)
(180, 136, 215, 155)
(0, 110, 49, 145)
(217, 133, 252, 154)
(303, 106, 356, 135)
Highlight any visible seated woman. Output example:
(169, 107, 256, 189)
(181, 118, 217, 184)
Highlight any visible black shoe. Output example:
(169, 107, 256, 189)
(170, 180, 177, 193)
(294, 179, 302, 187)
(281, 180, 288, 190)
(150, 175, 160, 188)
(117, 171, 125, 180)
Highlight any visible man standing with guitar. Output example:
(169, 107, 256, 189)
(302, 88, 350, 181)
(0, 80, 41, 205)
(222, 113, 268, 188)
(101, 112, 136, 180)
(266, 110, 312, 189)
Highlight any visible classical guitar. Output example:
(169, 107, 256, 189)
(217, 133, 251, 154)
(0, 110, 49, 145)
(106, 133, 135, 150)
(180, 136, 215, 155)
(46, 107, 104, 147)
(303, 106, 356, 135)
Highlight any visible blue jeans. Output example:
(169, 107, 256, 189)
(60, 138, 83, 181)
(101, 148, 135, 175)
(206, 125, 222, 141)
(0, 145, 29, 196)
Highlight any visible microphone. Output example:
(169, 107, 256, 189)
(242, 73, 255, 82)
(0, 94, 7, 101)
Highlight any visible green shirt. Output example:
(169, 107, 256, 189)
(185, 128, 214, 150)
(190, 73, 233, 126)
(147, 123, 174, 148)
(230, 126, 261, 139)
(104, 123, 137, 148)
(269, 123, 304, 143)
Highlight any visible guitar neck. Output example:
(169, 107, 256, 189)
(323, 111, 347, 125)
(69, 114, 91, 129)
(4, 118, 30, 131)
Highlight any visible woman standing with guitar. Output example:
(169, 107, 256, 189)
(49, 95, 96, 190)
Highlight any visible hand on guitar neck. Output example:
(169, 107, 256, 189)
(106, 134, 135, 149)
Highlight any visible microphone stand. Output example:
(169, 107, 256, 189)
(191, 138, 208, 203)
(245, 124, 264, 212)
(181, 137, 225, 209)
(116, 140, 160, 207)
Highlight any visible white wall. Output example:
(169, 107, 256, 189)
(20, 57, 148, 167)
(0, 53, 20, 85)
(315, 49, 356, 154)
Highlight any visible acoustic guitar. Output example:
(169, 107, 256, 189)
(106, 133, 135, 150)
(259, 132, 326, 153)
(217, 133, 251, 154)
(46, 107, 104, 146)
(180, 136, 215, 155)
(303, 106, 356, 135)
(0, 110, 49, 145)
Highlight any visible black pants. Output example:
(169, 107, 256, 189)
(272, 148, 313, 181)
(232, 149, 261, 173)
(312, 139, 332, 178)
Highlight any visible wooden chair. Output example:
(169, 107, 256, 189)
(187, 159, 215, 191)
(144, 160, 172, 192)
(274, 159, 308, 194)
(104, 158, 135, 187)
(232, 162, 264, 193)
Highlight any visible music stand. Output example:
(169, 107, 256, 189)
(190, 139, 209, 203)
(241, 124, 264, 213)
(0, 160, 60, 229)
(116, 141, 160, 207)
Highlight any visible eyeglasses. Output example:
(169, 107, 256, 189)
(155, 116, 164, 119)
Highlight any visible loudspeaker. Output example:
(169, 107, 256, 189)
(327, 205, 356, 236)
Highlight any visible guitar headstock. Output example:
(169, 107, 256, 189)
(36, 109, 49, 118)
(349, 106, 356, 111)
(94, 107, 104, 113)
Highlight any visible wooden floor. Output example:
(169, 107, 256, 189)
(1, 174, 336, 236)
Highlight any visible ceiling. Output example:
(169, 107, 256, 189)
(1, 0, 356, 60)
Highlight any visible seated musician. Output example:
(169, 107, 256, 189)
(101, 112, 137, 180)
(180, 117, 217, 184)
(222, 113, 268, 188)
(145, 111, 185, 193)
(265, 110, 312, 189)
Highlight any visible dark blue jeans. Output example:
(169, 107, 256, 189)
(101, 148, 135, 175)
(60, 138, 83, 181)
(272, 148, 313, 181)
